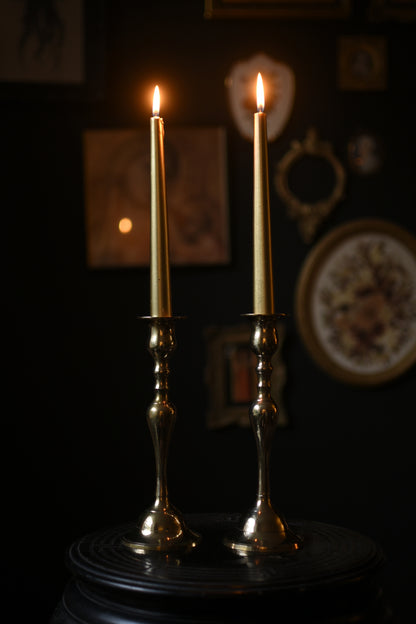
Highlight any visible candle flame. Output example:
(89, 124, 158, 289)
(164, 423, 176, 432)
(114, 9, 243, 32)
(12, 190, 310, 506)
(256, 73, 264, 112)
(152, 85, 160, 116)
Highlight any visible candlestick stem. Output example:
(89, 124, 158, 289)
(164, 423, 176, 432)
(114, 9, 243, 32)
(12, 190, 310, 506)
(123, 317, 200, 554)
(224, 314, 301, 555)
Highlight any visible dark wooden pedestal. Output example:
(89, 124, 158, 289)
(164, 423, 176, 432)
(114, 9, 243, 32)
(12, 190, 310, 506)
(51, 513, 392, 624)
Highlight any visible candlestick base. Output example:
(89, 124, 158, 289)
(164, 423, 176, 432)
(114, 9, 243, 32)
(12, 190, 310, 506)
(223, 499, 300, 556)
(122, 502, 200, 555)
(224, 313, 301, 556)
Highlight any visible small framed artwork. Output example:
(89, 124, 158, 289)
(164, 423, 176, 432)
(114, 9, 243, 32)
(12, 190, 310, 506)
(204, 323, 288, 429)
(295, 219, 416, 386)
(0, 0, 84, 84)
(337, 36, 387, 91)
(205, 1, 351, 19)
(83, 126, 230, 268)
(347, 132, 384, 175)
(368, 0, 416, 22)
(0, 0, 105, 101)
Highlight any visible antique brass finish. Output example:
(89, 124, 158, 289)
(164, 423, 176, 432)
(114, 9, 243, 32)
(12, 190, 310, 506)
(224, 314, 301, 555)
(123, 317, 200, 554)
(275, 127, 346, 244)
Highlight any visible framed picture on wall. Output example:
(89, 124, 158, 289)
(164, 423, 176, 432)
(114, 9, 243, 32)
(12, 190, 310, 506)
(204, 323, 288, 429)
(347, 131, 384, 176)
(0, 0, 105, 100)
(369, 0, 416, 22)
(337, 36, 387, 91)
(295, 219, 416, 386)
(204, 1, 352, 19)
(83, 126, 230, 268)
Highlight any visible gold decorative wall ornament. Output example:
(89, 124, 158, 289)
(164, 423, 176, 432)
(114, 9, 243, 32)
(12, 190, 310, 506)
(274, 128, 346, 243)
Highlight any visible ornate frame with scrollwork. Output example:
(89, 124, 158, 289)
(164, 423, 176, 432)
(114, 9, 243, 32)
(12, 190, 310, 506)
(204, 0, 351, 19)
(274, 128, 346, 244)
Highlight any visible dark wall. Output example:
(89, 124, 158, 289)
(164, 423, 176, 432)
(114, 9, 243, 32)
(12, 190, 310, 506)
(4, 1, 416, 622)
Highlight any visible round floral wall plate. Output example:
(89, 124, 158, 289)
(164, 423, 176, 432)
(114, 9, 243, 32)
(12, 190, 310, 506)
(295, 219, 416, 385)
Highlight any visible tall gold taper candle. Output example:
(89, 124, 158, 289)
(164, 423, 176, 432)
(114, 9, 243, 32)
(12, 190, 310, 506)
(253, 73, 274, 315)
(150, 85, 172, 317)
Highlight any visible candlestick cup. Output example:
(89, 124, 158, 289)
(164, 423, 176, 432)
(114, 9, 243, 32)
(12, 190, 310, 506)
(224, 314, 301, 555)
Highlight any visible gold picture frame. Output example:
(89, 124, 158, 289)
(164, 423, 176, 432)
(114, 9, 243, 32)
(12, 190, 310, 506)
(204, 323, 288, 429)
(369, 0, 416, 22)
(295, 219, 416, 386)
(204, 1, 351, 19)
(337, 36, 387, 91)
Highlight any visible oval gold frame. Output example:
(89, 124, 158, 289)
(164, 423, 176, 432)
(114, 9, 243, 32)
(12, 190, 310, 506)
(275, 128, 346, 243)
(295, 219, 416, 386)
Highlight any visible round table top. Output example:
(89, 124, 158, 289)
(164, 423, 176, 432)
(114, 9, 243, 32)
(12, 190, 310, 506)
(67, 513, 385, 599)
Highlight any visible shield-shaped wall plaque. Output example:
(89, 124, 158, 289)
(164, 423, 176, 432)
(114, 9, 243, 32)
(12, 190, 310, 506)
(226, 53, 295, 142)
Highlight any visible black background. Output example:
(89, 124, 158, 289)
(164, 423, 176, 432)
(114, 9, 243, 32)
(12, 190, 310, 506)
(3, 1, 416, 622)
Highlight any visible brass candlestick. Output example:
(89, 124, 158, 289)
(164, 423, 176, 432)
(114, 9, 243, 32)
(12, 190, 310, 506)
(123, 316, 200, 554)
(224, 314, 301, 555)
